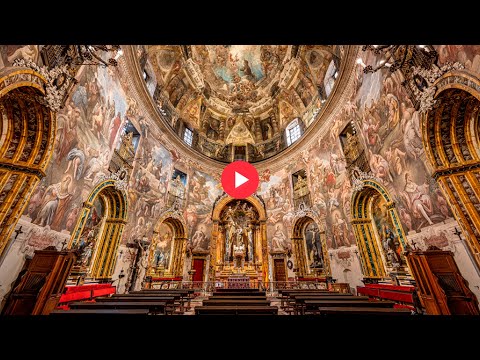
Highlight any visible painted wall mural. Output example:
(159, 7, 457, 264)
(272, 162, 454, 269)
(185, 170, 223, 252)
(258, 168, 293, 253)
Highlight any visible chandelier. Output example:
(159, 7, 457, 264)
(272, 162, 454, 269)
(69, 45, 122, 67)
(358, 45, 438, 74)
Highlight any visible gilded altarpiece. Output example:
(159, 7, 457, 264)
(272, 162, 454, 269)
(210, 195, 268, 284)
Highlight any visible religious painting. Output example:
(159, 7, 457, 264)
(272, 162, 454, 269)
(292, 169, 310, 209)
(220, 200, 257, 263)
(258, 169, 293, 253)
(185, 170, 223, 252)
(304, 222, 324, 270)
(168, 169, 187, 205)
(0, 45, 39, 67)
(296, 78, 314, 107)
(372, 194, 405, 269)
(75, 197, 105, 269)
(151, 223, 173, 271)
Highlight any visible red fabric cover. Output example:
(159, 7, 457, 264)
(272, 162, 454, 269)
(357, 285, 414, 304)
(59, 284, 116, 304)
(364, 283, 415, 292)
(64, 283, 113, 294)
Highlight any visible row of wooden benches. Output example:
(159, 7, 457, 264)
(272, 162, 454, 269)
(51, 289, 196, 315)
(195, 288, 279, 315)
(278, 289, 412, 315)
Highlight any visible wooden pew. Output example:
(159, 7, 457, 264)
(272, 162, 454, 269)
(278, 291, 341, 308)
(290, 295, 369, 315)
(302, 300, 395, 315)
(51, 309, 150, 315)
(95, 296, 179, 314)
(314, 307, 412, 315)
(195, 306, 278, 315)
(69, 301, 169, 315)
(113, 292, 191, 312)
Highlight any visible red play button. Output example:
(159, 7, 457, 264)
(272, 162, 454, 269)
(221, 161, 259, 199)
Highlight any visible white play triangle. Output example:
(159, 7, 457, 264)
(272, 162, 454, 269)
(235, 171, 249, 188)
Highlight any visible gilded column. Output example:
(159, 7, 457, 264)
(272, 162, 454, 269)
(292, 236, 306, 277)
(171, 237, 187, 277)
(209, 221, 219, 283)
(260, 221, 268, 283)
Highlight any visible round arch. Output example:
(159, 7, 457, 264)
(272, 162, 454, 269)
(68, 180, 128, 279)
(291, 215, 331, 278)
(210, 194, 269, 284)
(351, 179, 408, 280)
(147, 209, 188, 278)
(422, 70, 480, 269)
(0, 67, 56, 258)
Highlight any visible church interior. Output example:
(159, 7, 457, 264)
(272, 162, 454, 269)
(0, 44, 479, 316)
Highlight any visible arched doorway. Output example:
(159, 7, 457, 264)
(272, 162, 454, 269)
(351, 179, 408, 280)
(0, 67, 56, 258)
(210, 194, 268, 284)
(147, 210, 188, 279)
(291, 215, 331, 278)
(68, 180, 127, 280)
(423, 72, 480, 269)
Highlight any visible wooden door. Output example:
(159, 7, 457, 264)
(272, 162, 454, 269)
(273, 258, 286, 284)
(192, 259, 205, 284)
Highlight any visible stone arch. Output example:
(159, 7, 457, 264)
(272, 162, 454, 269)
(0, 67, 56, 257)
(68, 180, 128, 279)
(210, 194, 268, 283)
(351, 179, 408, 280)
(291, 214, 331, 278)
(422, 70, 480, 269)
(147, 209, 188, 278)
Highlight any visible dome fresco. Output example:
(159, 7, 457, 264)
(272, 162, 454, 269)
(145, 45, 344, 162)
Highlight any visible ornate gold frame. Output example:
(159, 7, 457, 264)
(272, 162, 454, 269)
(422, 70, 480, 269)
(0, 67, 55, 257)
(146, 210, 188, 278)
(351, 180, 408, 279)
(68, 180, 128, 279)
(291, 214, 331, 278)
(210, 194, 268, 283)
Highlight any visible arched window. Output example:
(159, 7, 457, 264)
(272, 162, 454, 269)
(324, 60, 338, 97)
(183, 127, 193, 146)
(286, 118, 302, 146)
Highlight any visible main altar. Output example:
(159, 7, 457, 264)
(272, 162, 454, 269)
(213, 199, 264, 287)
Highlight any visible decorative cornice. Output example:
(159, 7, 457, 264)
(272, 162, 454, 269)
(351, 167, 381, 194)
(411, 62, 464, 113)
(96, 167, 129, 191)
(12, 58, 75, 112)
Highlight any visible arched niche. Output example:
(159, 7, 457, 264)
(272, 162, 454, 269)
(210, 194, 268, 284)
(0, 67, 55, 257)
(423, 71, 480, 269)
(351, 179, 408, 280)
(291, 213, 331, 278)
(68, 180, 127, 279)
(147, 210, 188, 278)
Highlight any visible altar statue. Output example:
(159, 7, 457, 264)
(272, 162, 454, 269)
(247, 224, 254, 262)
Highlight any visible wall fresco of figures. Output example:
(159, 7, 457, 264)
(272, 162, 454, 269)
(184, 170, 223, 252)
(2, 45, 480, 301)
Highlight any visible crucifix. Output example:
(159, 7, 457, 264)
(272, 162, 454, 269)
(14, 226, 23, 240)
(60, 239, 68, 250)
